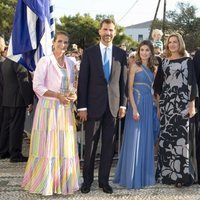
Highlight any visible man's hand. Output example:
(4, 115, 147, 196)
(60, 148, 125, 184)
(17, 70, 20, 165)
(188, 100, 196, 118)
(78, 110, 88, 122)
(118, 108, 126, 118)
(26, 104, 33, 112)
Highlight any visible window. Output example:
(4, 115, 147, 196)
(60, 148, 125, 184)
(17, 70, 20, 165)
(138, 34, 143, 42)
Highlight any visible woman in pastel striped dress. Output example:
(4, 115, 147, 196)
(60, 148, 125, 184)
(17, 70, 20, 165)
(21, 31, 80, 195)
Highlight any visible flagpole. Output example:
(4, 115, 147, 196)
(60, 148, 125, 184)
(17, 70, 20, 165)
(162, 0, 167, 42)
(148, 0, 162, 40)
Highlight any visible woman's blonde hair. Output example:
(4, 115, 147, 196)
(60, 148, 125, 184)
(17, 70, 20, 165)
(165, 32, 186, 58)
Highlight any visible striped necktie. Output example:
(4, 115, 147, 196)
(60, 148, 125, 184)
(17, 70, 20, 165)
(103, 47, 110, 82)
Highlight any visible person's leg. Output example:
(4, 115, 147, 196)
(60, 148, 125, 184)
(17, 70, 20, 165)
(9, 107, 26, 160)
(0, 107, 10, 158)
(99, 107, 117, 186)
(0, 106, 4, 132)
(82, 119, 101, 186)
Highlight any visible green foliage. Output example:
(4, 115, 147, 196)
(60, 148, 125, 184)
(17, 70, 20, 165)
(151, 2, 200, 51)
(56, 14, 99, 49)
(114, 32, 138, 50)
(95, 14, 115, 22)
(2, 1, 199, 52)
(0, 2, 137, 49)
(165, 2, 200, 51)
(56, 14, 137, 49)
(0, 0, 17, 41)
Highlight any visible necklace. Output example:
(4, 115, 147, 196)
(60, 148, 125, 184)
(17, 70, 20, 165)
(54, 53, 65, 68)
(56, 58, 65, 68)
(57, 62, 65, 69)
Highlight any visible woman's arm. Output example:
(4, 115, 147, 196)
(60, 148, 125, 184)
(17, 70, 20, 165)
(153, 56, 164, 96)
(128, 64, 140, 121)
(43, 90, 70, 104)
(188, 58, 198, 118)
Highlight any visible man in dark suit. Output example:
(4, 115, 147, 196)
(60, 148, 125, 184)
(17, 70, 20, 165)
(0, 36, 6, 132)
(77, 19, 128, 194)
(0, 58, 33, 162)
(193, 49, 200, 184)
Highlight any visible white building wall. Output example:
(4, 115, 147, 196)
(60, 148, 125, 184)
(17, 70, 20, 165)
(124, 27, 151, 42)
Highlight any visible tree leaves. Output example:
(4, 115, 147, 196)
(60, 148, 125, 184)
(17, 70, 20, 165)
(0, 0, 17, 41)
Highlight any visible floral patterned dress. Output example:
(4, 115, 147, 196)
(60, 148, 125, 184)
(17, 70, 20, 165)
(156, 57, 198, 185)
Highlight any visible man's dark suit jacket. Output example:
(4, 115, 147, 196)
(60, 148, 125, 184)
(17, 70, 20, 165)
(193, 50, 200, 97)
(1, 58, 33, 107)
(0, 61, 3, 106)
(78, 44, 127, 119)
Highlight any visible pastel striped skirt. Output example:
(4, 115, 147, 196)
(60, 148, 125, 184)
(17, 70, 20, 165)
(21, 98, 80, 195)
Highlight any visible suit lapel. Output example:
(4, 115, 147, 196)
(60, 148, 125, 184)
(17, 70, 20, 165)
(110, 46, 116, 79)
(95, 45, 105, 76)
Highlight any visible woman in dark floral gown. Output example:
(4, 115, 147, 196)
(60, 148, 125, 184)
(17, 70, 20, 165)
(155, 33, 198, 187)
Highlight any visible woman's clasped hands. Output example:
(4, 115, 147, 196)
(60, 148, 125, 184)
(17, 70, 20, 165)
(57, 92, 77, 105)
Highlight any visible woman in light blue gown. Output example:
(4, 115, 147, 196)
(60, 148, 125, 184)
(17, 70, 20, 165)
(114, 40, 159, 189)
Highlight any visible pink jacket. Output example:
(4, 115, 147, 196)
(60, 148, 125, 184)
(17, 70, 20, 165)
(33, 54, 75, 99)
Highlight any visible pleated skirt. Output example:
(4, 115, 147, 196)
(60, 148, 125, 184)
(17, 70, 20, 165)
(21, 98, 80, 195)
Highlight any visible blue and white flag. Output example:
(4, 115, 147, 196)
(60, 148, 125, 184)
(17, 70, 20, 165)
(7, 0, 55, 72)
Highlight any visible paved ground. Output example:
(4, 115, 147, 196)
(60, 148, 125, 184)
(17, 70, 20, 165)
(1, 139, 200, 200)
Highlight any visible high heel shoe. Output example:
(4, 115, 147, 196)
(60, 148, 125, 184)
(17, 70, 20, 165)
(175, 182, 183, 188)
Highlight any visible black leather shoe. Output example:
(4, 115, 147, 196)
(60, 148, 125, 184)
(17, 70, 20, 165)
(10, 155, 28, 163)
(99, 183, 113, 194)
(81, 183, 91, 193)
(0, 152, 10, 159)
